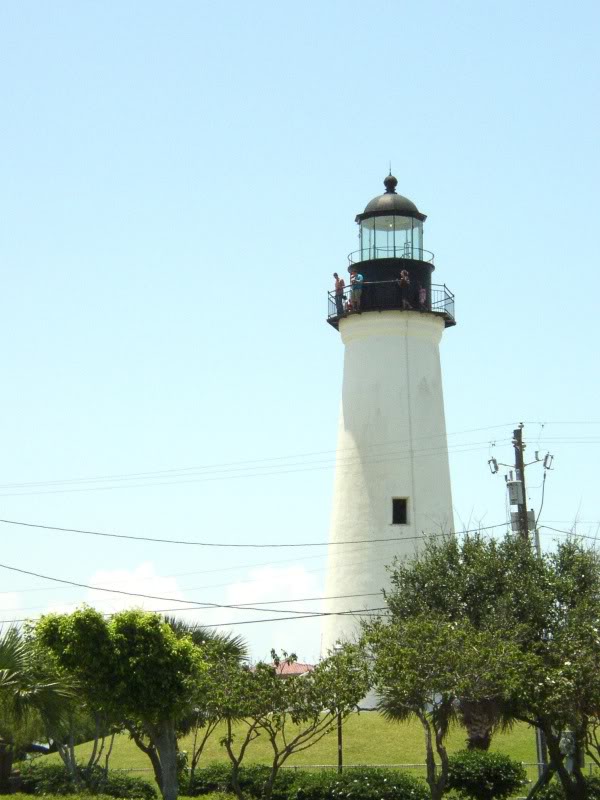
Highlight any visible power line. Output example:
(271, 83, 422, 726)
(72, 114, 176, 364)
(538, 525, 600, 542)
(2, 420, 599, 498)
(0, 518, 509, 549)
(0, 441, 500, 498)
(5, 526, 600, 627)
(0, 539, 398, 596)
(0, 591, 384, 616)
(203, 608, 388, 628)
(0, 524, 510, 616)
(0, 560, 353, 617)
(0, 605, 389, 628)
(0, 424, 520, 492)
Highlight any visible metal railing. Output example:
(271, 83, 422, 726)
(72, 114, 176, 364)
(348, 247, 435, 265)
(328, 281, 455, 325)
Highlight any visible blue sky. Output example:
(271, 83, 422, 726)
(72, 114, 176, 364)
(0, 0, 599, 661)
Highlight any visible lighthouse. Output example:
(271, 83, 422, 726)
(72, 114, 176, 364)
(321, 175, 456, 651)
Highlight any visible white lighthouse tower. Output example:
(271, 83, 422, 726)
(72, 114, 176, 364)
(321, 175, 455, 651)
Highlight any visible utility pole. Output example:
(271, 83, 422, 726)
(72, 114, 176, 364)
(513, 424, 529, 541)
(337, 710, 343, 774)
(488, 423, 554, 778)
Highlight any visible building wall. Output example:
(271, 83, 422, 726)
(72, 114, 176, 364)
(321, 310, 454, 654)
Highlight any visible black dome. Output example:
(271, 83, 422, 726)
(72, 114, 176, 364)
(356, 175, 426, 222)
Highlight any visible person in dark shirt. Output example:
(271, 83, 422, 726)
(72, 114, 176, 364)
(333, 272, 345, 316)
(399, 269, 412, 310)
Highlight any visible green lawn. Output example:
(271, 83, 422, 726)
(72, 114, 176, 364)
(52, 712, 540, 783)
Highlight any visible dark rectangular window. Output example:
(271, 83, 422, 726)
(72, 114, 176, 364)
(392, 498, 408, 525)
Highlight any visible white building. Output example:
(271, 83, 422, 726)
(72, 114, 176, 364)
(321, 175, 455, 653)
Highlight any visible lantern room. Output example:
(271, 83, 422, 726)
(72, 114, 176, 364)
(354, 174, 428, 263)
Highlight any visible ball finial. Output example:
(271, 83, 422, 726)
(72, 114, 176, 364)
(383, 173, 398, 194)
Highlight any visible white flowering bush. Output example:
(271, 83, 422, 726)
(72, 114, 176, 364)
(291, 768, 428, 800)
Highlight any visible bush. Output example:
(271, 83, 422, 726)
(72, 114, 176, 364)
(187, 764, 231, 795)
(19, 762, 77, 795)
(537, 776, 600, 800)
(87, 769, 157, 800)
(188, 766, 427, 800)
(18, 761, 156, 800)
(445, 750, 527, 800)
(290, 768, 429, 800)
(11, 795, 116, 800)
(187, 765, 296, 800)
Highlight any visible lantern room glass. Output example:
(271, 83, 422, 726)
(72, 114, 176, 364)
(359, 216, 423, 261)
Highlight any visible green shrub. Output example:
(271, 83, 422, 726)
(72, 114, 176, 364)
(189, 766, 427, 800)
(18, 761, 156, 800)
(19, 762, 77, 795)
(183, 794, 234, 800)
(535, 784, 563, 800)
(185, 794, 234, 800)
(537, 776, 600, 800)
(445, 750, 527, 800)
(290, 767, 429, 800)
(87, 769, 157, 800)
(187, 765, 296, 800)
(187, 764, 231, 795)
(11, 795, 116, 800)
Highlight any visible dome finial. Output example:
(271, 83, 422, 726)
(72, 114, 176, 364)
(383, 171, 398, 194)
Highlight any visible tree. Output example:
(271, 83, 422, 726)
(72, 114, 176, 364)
(383, 532, 548, 750)
(25, 627, 120, 783)
(208, 646, 370, 800)
(0, 627, 72, 793)
(36, 608, 206, 800)
(364, 615, 525, 800)
(380, 533, 600, 800)
(506, 541, 600, 800)
(43, 702, 119, 781)
(163, 615, 248, 780)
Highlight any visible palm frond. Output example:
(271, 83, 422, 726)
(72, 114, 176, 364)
(377, 693, 413, 723)
(163, 615, 248, 660)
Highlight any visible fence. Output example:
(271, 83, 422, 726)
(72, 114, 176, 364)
(328, 281, 455, 326)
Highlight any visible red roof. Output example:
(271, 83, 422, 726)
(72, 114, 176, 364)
(272, 662, 315, 676)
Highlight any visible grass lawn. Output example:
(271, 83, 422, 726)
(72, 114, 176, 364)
(50, 712, 540, 782)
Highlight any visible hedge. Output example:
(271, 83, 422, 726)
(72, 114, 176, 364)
(186, 765, 427, 800)
(18, 761, 156, 800)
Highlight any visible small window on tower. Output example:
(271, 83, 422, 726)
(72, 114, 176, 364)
(392, 498, 408, 525)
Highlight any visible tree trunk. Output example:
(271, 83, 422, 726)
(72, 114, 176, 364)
(262, 756, 282, 800)
(230, 760, 244, 800)
(433, 721, 450, 800)
(154, 721, 179, 800)
(416, 712, 444, 800)
(126, 722, 163, 794)
(0, 745, 14, 795)
(458, 699, 497, 751)
(545, 730, 587, 800)
(526, 763, 554, 799)
(104, 732, 116, 775)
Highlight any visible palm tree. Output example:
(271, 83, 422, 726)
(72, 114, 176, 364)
(379, 693, 456, 800)
(457, 698, 514, 751)
(163, 616, 248, 660)
(0, 627, 72, 793)
(162, 616, 248, 781)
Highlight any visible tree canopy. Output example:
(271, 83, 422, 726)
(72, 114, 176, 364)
(369, 532, 600, 800)
(37, 608, 207, 800)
